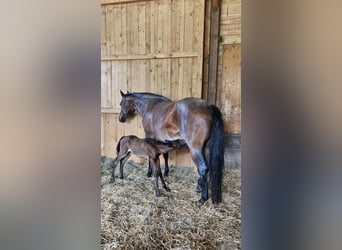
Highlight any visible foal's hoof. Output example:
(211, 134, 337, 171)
(146, 172, 152, 178)
(119, 176, 124, 180)
(109, 177, 114, 183)
(196, 184, 202, 193)
(164, 186, 171, 192)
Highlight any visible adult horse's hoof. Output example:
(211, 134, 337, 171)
(196, 184, 202, 193)
(164, 186, 171, 192)
(198, 198, 206, 205)
(146, 172, 152, 178)
(109, 177, 114, 183)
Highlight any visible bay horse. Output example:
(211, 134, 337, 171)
(119, 91, 224, 204)
(109, 135, 185, 197)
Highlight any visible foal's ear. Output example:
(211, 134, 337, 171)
(120, 90, 126, 97)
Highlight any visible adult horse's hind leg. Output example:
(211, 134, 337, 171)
(190, 148, 209, 205)
(163, 153, 169, 177)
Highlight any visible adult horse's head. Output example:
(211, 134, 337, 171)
(119, 90, 135, 122)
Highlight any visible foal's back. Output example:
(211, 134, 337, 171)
(120, 135, 183, 160)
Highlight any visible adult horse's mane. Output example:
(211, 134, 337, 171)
(128, 92, 171, 101)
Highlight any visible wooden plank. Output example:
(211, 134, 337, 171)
(101, 8, 107, 57)
(101, 52, 197, 61)
(121, 4, 127, 54)
(179, 0, 185, 52)
(138, 2, 146, 54)
(149, 1, 155, 54)
(183, 0, 194, 52)
(191, 0, 205, 98)
(207, 0, 222, 104)
(101, 0, 154, 6)
(202, 0, 211, 100)
(220, 44, 241, 134)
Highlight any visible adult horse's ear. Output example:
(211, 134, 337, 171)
(120, 90, 125, 97)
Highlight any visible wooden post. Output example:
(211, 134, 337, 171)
(207, 0, 221, 105)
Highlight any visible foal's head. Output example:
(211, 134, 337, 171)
(119, 90, 135, 122)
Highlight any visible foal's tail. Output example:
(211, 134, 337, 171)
(207, 105, 224, 204)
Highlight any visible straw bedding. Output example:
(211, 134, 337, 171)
(101, 160, 241, 250)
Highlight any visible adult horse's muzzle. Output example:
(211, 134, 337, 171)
(119, 113, 126, 122)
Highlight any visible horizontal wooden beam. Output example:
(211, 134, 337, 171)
(101, 108, 121, 114)
(101, 0, 155, 6)
(101, 52, 198, 61)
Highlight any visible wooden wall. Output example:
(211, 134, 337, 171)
(101, 0, 205, 167)
(101, 0, 241, 166)
(202, 0, 241, 134)
(217, 0, 241, 134)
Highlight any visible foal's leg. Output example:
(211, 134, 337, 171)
(119, 152, 131, 179)
(163, 153, 169, 177)
(190, 148, 209, 205)
(150, 158, 161, 197)
(146, 161, 153, 177)
(109, 157, 119, 183)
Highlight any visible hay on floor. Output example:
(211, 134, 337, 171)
(101, 161, 241, 250)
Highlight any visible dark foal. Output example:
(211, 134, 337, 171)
(109, 135, 185, 197)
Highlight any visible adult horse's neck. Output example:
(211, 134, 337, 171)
(129, 92, 170, 116)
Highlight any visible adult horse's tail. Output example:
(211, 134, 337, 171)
(207, 105, 224, 204)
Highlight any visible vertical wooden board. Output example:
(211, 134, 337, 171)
(170, 0, 179, 53)
(161, 59, 171, 97)
(177, 58, 184, 100)
(101, 114, 105, 155)
(149, 60, 157, 93)
(170, 58, 179, 100)
(155, 2, 162, 53)
(121, 4, 127, 54)
(130, 3, 139, 54)
(156, 59, 162, 94)
(183, 0, 194, 52)
(113, 5, 121, 55)
(145, 2, 151, 54)
(126, 4, 132, 54)
(138, 2, 146, 54)
(221, 44, 241, 134)
(117, 61, 128, 100)
(103, 113, 117, 158)
(105, 6, 113, 56)
(101, 61, 108, 107)
(101, 7, 106, 57)
(202, 0, 211, 100)
(111, 61, 119, 108)
(149, 1, 155, 54)
(110, 6, 116, 55)
(182, 58, 192, 97)
(106, 61, 112, 107)
(161, 0, 171, 54)
(178, 0, 185, 52)
(192, 0, 205, 98)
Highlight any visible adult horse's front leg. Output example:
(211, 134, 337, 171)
(191, 149, 209, 205)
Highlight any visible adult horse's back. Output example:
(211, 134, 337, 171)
(119, 91, 224, 204)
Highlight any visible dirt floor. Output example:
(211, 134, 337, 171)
(101, 160, 241, 250)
